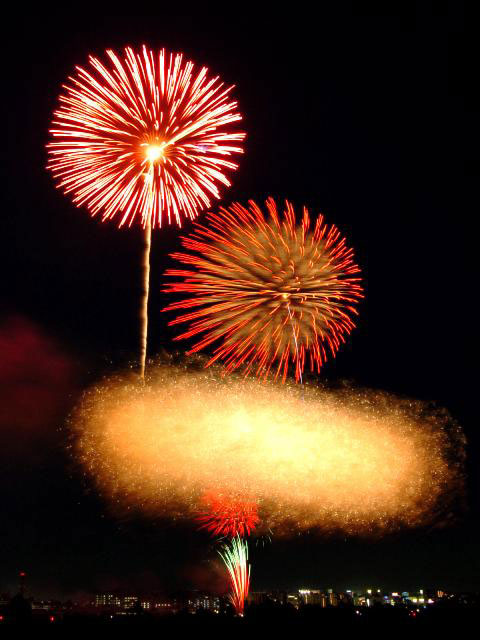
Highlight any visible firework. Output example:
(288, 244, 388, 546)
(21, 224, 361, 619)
(47, 46, 245, 378)
(47, 46, 244, 228)
(163, 198, 363, 383)
(218, 536, 250, 615)
(196, 490, 260, 538)
(71, 361, 465, 536)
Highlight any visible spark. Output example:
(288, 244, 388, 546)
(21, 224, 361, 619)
(162, 198, 363, 382)
(47, 46, 245, 228)
(71, 361, 465, 537)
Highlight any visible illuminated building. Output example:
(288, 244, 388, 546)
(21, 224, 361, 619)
(122, 596, 138, 610)
(32, 601, 52, 611)
(154, 601, 174, 613)
(195, 595, 214, 612)
(95, 594, 121, 608)
(287, 594, 300, 609)
(299, 589, 328, 607)
(88, 586, 444, 618)
(185, 594, 221, 613)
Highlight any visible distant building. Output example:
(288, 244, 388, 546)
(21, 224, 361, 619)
(247, 592, 269, 605)
(299, 589, 328, 607)
(32, 601, 52, 611)
(122, 596, 138, 610)
(188, 594, 220, 613)
(154, 600, 174, 613)
(338, 592, 354, 606)
(95, 594, 121, 608)
(287, 593, 300, 608)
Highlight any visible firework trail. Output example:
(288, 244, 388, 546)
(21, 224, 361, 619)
(139, 217, 152, 379)
(47, 46, 245, 377)
(218, 536, 250, 616)
(72, 361, 465, 536)
(163, 198, 363, 382)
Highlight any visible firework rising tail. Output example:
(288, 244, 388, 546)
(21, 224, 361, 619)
(139, 218, 152, 379)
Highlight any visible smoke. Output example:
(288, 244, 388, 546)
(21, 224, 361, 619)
(182, 561, 229, 593)
(0, 316, 76, 459)
(71, 360, 465, 537)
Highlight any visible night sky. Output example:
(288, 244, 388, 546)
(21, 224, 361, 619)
(1, 6, 476, 599)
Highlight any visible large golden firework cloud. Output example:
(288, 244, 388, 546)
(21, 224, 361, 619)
(71, 361, 465, 536)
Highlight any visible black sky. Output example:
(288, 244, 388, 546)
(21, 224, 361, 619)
(1, 5, 477, 598)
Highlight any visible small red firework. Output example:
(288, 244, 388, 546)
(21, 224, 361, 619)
(47, 46, 244, 228)
(163, 198, 363, 382)
(196, 491, 260, 538)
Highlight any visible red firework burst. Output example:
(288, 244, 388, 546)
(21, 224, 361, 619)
(163, 198, 363, 382)
(196, 491, 260, 538)
(47, 46, 244, 227)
